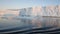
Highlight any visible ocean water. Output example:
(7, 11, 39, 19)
(0, 16, 60, 33)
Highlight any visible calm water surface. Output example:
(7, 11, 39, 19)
(0, 17, 60, 30)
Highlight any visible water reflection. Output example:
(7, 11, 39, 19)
(0, 16, 60, 30)
(31, 17, 60, 28)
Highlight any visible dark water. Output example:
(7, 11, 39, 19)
(0, 16, 60, 33)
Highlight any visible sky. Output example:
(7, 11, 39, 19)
(0, 0, 59, 10)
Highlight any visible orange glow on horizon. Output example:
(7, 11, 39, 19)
(0, 10, 19, 16)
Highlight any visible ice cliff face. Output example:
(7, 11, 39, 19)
(19, 5, 60, 17)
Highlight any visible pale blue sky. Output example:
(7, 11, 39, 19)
(0, 0, 59, 9)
